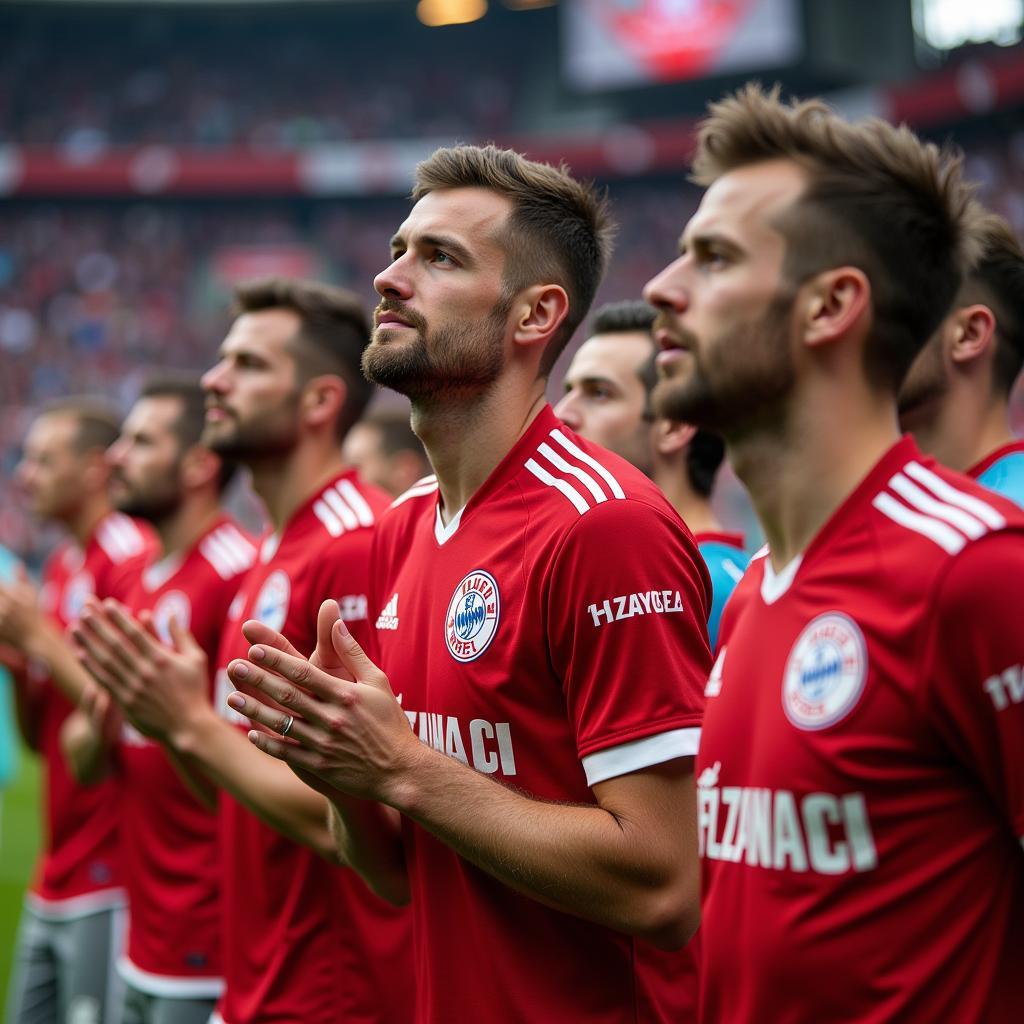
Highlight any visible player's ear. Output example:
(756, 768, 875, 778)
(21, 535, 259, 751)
(653, 419, 696, 457)
(949, 304, 996, 368)
(181, 444, 222, 491)
(511, 284, 570, 352)
(802, 266, 870, 351)
(302, 375, 346, 432)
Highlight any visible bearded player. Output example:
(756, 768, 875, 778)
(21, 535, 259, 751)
(555, 299, 750, 648)
(66, 375, 254, 1024)
(899, 211, 1024, 506)
(644, 85, 1024, 1021)
(2, 400, 154, 1024)
(228, 146, 713, 1022)
(74, 279, 411, 1024)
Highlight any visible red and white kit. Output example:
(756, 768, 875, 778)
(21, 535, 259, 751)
(699, 437, 1024, 1023)
(370, 406, 712, 1024)
(115, 516, 255, 998)
(28, 512, 155, 921)
(213, 470, 412, 1024)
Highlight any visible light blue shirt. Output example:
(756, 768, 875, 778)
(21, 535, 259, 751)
(974, 448, 1024, 509)
(698, 536, 751, 652)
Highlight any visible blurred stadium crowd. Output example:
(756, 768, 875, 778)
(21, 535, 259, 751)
(3, 134, 1024, 560)
(0, 179, 703, 561)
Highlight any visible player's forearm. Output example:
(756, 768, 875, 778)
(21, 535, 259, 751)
(385, 747, 699, 949)
(9, 670, 43, 751)
(24, 623, 93, 706)
(59, 710, 110, 784)
(172, 709, 336, 859)
(163, 743, 217, 811)
(328, 797, 409, 905)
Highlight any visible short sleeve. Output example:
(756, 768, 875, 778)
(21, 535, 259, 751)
(312, 528, 376, 653)
(921, 531, 1024, 841)
(546, 500, 712, 785)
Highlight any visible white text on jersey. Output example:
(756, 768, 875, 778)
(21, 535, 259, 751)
(588, 589, 684, 627)
(698, 762, 878, 875)
(403, 709, 516, 776)
(985, 663, 1024, 711)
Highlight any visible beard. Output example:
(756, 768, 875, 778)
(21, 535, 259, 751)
(111, 469, 182, 524)
(202, 395, 300, 461)
(363, 299, 508, 402)
(114, 487, 182, 524)
(652, 292, 796, 436)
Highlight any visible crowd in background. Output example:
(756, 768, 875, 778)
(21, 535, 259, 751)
(0, 16, 524, 151)
(1, 130, 1022, 562)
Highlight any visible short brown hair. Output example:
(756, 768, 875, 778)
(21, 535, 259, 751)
(692, 84, 981, 390)
(39, 397, 121, 453)
(413, 144, 615, 375)
(232, 277, 373, 438)
(958, 213, 1024, 396)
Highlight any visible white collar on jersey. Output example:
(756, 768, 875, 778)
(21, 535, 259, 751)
(260, 533, 281, 563)
(434, 504, 465, 546)
(760, 554, 803, 605)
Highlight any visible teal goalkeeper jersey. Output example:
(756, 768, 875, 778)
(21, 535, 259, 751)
(969, 440, 1024, 510)
(0, 544, 21, 786)
(695, 530, 751, 652)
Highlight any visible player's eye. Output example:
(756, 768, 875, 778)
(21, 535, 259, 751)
(432, 250, 456, 266)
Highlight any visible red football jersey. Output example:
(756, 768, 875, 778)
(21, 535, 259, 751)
(29, 512, 155, 917)
(370, 406, 712, 1024)
(114, 516, 255, 997)
(212, 470, 413, 1024)
(698, 437, 1024, 1023)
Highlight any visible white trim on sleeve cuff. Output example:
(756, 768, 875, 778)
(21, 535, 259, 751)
(581, 727, 701, 786)
(25, 887, 127, 922)
(118, 957, 225, 999)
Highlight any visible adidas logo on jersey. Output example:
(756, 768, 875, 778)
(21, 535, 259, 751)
(376, 593, 400, 631)
(705, 647, 726, 697)
(588, 589, 684, 627)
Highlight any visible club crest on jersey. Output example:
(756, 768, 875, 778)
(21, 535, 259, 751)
(253, 570, 291, 634)
(445, 570, 500, 663)
(783, 612, 867, 730)
(62, 570, 94, 622)
(152, 590, 191, 644)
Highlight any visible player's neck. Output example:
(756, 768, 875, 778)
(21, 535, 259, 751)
(65, 495, 112, 548)
(914, 388, 1013, 474)
(652, 464, 721, 534)
(412, 377, 547, 522)
(729, 389, 899, 570)
(248, 442, 346, 532)
(152, 497, 223, 560)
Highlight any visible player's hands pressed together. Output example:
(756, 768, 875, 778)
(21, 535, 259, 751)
(227, 599, 423, 806)
(72, 596, 210, 743)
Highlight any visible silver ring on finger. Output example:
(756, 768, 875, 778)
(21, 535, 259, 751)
(281, 714, 295, 737)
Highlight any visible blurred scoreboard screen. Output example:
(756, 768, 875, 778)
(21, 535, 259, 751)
(563, 0, 802, 90)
